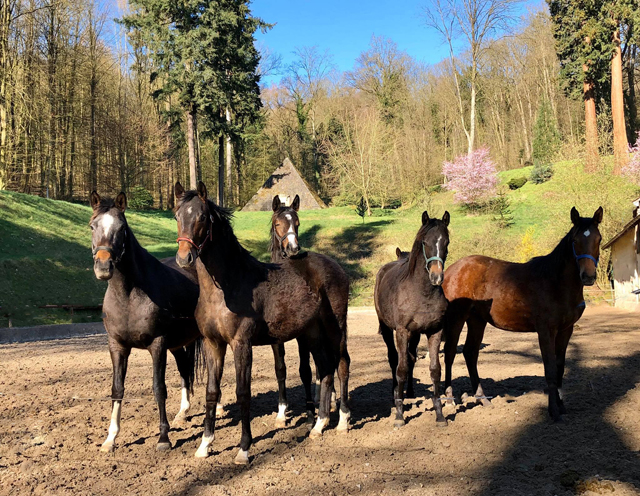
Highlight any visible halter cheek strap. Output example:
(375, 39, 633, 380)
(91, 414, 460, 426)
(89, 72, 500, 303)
(572, 242, 598, 268)
(422, 242, 444, 271)
(92, 228, 127, 263)
(176, 217, 213, 254)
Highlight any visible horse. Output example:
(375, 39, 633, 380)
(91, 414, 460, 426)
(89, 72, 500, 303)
(173, 182, 351, 464)
(374, 210, 451, 427)
(442, 206, 603, 421)
(269, 194, 340, 418)
(89, 191, 202, 452)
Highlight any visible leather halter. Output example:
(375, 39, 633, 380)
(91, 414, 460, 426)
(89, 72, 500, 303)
(176, 216, 213, 254)
(572, 242, 598, 268)
(422, 242, 444, 272)
(92, 228, 127, 263)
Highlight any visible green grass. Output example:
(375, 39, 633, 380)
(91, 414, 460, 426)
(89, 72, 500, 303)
(1, 157, 638, 327)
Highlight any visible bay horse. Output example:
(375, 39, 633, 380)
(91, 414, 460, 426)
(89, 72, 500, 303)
(270, 194, 340, 421)
(374, 210, 450, 427)
(173, 182, 350, 464)
(442, 206, 603, 421)
(89, 191, 202, 452)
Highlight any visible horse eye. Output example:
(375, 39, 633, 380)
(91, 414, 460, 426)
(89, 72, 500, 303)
(199, 214, 206, 222)
(90, 225, 94, 231)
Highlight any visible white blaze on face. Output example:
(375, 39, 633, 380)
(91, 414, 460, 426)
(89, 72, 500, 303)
(285, 214, 297, 249)
(188, 206, 193, 214)
(101, 214, 115, 238)
(584, 230, 590, 237)
(436, 235, 442, 261)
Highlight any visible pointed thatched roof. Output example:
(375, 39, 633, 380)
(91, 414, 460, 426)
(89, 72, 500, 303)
(241, 158, 326, 211)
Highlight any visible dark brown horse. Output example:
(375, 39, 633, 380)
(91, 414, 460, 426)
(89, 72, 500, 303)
(89, 192, 201, 452)
(173, 182, 350, 464)
(374, 211, 450, 427)
(442, 207, 603, 421)
(270, 194, 339, 419)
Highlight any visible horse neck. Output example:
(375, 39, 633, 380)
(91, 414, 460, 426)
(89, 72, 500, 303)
(108, 229, 148, 293)
(541, 233, 583, 288)
(270, 233, 284, 263)
(201, 221, 267, 288)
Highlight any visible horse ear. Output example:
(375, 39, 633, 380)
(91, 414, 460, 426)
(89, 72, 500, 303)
(272, 195, 281, 212)
(197, 181, 208, 201)
(570, 207, 580, 225)
(593, 206, 603, 224)
(422, 211, 430, 225)
(174, 182, 185, 200)
(90, 191, 101, 210)
(442, 211, 450, 227)
(292, 194, 300, 212)
(396, 247, 402, 258)
(115, 192, 127, 212)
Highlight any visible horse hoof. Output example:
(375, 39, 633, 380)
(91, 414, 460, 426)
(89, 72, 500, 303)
(461, 392, 469, 403)
(480, 398, 493, 408)
(194, 448, 209, 458)
(173, 413, 188, 424)
(234, 449, 250, 465)
(305, 411, 315, 426)
(215, 404, 224, 418)
(393, 419, 405, 429)
(309, 428, 323, 440)
(436, 419, 448, 427)
(100, 442, 115, 453)
(330, 402, 337, 413)
(156, 442, 172, 452)
(275, 418, 287, 429)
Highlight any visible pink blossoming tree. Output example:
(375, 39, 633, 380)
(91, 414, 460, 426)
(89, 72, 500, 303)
(442, 147, 498, 205)
(622, 133, 640, 184)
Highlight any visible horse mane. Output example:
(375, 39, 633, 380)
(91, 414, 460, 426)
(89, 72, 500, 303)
(527, 224, 579, 272)
(89, 198, 117, 222)
(401, 219, 447, 280)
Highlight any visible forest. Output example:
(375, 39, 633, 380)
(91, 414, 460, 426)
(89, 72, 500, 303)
(0, 0, 639, 211)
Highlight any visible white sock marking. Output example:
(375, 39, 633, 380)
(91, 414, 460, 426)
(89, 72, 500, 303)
(177, 387, 190, 416)
(195, 433, 214, 458)
(311, 417, 329, 435)
(337, 409, 350, 431)
(276, 403, 287, 421)
(102, 401, 121, 449)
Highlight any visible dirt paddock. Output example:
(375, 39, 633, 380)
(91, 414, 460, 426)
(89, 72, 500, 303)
(1, 306, 639, 495)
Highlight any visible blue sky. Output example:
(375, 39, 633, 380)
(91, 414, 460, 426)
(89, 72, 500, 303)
(252, 0, 544, 85)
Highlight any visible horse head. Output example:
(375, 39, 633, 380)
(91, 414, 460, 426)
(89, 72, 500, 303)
(271, 194, 301, 259)
(89, 191, 128, 280)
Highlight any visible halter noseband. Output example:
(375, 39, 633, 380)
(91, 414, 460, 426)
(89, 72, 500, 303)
(422, 242, 444, 271)
(176, 215, 213, 254)
(92, 228, 127, 263)
(572, 242, 598, 268)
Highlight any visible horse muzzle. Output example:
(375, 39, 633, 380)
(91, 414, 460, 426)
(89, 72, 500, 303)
(581, 272, 597, 286)
(176, 245, 196, 268)
(94, 258, 114, 280)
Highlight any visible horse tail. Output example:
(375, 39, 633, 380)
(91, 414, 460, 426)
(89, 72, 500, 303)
(185, 337, 206, 392)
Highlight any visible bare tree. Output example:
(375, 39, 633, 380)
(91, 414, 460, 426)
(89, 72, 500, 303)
(425, 0, 521, 157)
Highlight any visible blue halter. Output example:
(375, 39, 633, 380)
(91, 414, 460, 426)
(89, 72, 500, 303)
(572, 242, 598, 268)
(422, 243, 444, 271)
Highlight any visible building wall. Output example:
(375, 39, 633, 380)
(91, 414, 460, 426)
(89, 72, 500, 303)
(611, 228, 640, 310)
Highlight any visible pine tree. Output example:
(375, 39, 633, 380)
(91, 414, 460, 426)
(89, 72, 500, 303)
(121, 0, 266, 198)
(532, 97, 560, 166)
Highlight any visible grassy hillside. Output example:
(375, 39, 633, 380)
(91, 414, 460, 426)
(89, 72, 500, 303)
(1, 158, 637, 328)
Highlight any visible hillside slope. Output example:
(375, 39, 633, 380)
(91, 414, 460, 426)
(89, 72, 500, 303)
(1, 159, 637, 327)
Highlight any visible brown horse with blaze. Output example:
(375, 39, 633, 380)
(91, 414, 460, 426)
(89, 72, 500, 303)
(442, 206, 603, 422)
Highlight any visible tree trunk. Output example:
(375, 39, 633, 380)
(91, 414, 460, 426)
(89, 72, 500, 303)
(218, 134, 225, 207)
(468, 75, 476, 157)
(186, 108, 198, 189)
(626, 44, 637, 144)
(225, 107, 232, 205)
(611, 25, 628, 173)
(583, 71, 599, 172)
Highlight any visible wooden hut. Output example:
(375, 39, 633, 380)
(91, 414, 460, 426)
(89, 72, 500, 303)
(241, 158, 326, 211)
(602, 198, 640, 309)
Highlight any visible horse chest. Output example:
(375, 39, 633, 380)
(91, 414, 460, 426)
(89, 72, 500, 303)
(103, 288, 162, 346)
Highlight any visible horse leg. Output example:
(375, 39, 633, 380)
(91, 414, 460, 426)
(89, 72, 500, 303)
(297, 338, 315, 424)
(443, 307, 467, 405)
(309, 343, 335, 439)
(148, 338, 171, 450)
(406, 332, 421, 399)
(335, 328, 351, 433)
(463, 314, 491, 407)
(379, 321, 398, 401)
(555, 325, 574, 416)
(537, 327, 561, 421)
(195, 338, 226, 458)
(232, 340, 253, 465)
(171, 346, 192, 423)
(101, 338, 130, 452)
(271, 343, 288, 428)
(427, 331, 447, 425)
(393, 327, 409, 428)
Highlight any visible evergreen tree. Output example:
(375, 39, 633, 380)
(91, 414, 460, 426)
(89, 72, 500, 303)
(121, 0, 266, 199)
(532, 97, 560, 166)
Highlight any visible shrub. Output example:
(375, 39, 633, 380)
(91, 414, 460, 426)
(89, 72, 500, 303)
(128, 186, 154, 210)
(530, 162, 554, 184)
(429, 184, 443, 194)
(622, 133, 640, 184)
(442, 147, 498, 206)
(508, 176, 527, 190)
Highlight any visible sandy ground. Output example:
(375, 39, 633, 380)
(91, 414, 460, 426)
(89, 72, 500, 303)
(0, 305, 639, 496)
